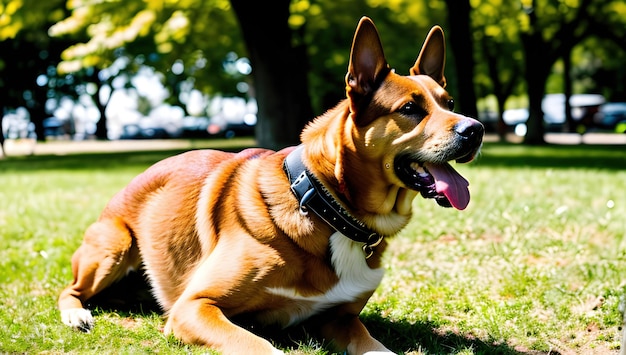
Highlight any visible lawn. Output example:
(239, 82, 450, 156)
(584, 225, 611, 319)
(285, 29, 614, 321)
(1, 140, 625, 354)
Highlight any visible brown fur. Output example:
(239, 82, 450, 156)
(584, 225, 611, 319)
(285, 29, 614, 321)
(58, 17, 483, 354)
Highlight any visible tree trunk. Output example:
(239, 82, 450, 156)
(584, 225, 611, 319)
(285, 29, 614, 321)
(29, 86, 48, 142)
(481, 39, 508, 141)
(520, 0, 547, 145)
(495, 96, 508, 141)
(230, 0, 313, 150)
(521, 35, 548, 145)
(94, 82, 109, 140)
(89, 69, 109, 140)
(0, 109, 5, 157)
(563, 50, 575, 133)
(519, 0, 597, 144)
(444, 0, 478, 119)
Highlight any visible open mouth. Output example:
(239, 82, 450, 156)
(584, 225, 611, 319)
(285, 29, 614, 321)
(394, 155, 472, 210)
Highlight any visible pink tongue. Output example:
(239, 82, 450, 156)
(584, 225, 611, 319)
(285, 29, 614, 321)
(424, 162, 470, 210)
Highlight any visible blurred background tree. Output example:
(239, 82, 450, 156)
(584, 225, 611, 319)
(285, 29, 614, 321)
(0, 0, 70, 142)
(1, 0, 625, 149)
(472, 0, 525, 141)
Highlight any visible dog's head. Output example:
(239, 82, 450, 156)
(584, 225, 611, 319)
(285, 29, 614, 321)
(344, 17, 483, 212)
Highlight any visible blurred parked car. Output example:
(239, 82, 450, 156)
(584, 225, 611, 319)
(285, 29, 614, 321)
(502, 94, 605, 135)
(180, 116, 211, 138)
(2, 108, 35, 139)
(207, 113, 256, 139)
(43, 117, 66, 138)
(502, 107, 563, 136)
(120, 117, 181, 139)
(594, 102, 626, 132)
(120, 124, 170, 139)
(477, 110, 498, 133)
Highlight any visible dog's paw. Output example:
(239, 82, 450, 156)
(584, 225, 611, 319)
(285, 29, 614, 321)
(61, 308, 94, 332)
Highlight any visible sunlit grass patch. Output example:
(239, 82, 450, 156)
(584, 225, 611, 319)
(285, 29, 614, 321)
(1, 141, 624, 354)
(365, 143, 626, 354)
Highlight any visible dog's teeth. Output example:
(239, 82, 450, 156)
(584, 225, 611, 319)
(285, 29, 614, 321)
(414, 166, 430, 178)
(410, 162, 426, 174)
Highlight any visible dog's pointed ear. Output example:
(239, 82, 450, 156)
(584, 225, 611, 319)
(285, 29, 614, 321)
(411, 25, 447, 88)
(346, 17, 390, 100)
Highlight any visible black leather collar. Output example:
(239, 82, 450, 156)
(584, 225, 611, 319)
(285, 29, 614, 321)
(283, 145, 383, 258)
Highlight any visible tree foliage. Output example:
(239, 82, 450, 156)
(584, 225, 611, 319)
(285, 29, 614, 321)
(47, 0, 453, 147)
(472, 0, 525, 139)
(49, 0, 244, 96)
(1, 0, 625, 147)
(0, 0, 70, 141)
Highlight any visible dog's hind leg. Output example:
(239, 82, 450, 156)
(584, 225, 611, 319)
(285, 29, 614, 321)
(316, 310, 394, 354)
(58, 217, 140, 331)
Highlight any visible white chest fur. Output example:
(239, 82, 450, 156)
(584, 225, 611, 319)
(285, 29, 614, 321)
(265, 232, 385, 326)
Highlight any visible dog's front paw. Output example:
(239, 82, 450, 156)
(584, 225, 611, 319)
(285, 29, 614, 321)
(61, 308, 94, 332)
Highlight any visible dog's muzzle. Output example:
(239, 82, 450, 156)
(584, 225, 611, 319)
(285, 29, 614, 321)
(395, 119, 483, 210)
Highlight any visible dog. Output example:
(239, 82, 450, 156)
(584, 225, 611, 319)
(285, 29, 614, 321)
(58, 16, 483, 354)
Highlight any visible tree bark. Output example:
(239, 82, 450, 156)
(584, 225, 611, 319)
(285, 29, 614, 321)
(0, 110, 5, 157)
(520, 0, 546, 145)
(87, 69, 110, 140)
(481, 39, 520, 141)
(563, 50, 574, 133)
(444, 0, 478, 119)
(521, 31, 548, 145)
(230, 0, 313, 150)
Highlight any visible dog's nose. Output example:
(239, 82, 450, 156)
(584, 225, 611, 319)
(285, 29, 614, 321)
(454, 119, 484, 147)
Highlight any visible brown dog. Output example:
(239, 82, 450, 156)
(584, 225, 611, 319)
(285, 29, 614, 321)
(58, 17, 483, 354)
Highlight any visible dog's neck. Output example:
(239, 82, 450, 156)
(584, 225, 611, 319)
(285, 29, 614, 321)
(299, 101, 416, 236)
(283, 146, 383, 258)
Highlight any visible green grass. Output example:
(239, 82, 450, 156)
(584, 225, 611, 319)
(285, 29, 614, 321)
(1, 140, 625, 354)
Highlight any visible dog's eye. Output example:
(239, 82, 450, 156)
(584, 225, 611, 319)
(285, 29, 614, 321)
(398, 102, 427, 121)
(446, 99, 455, 111)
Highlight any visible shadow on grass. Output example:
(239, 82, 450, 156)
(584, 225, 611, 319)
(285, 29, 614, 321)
(87, 271, 162, 316)
(86, 273, 547, 354)
(361, 313, 549, 355)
